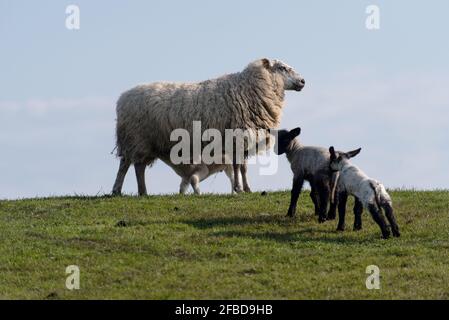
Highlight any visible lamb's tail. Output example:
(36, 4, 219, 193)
(329, 171, 340, 204)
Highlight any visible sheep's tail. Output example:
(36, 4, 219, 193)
(369, 180, 382, 211)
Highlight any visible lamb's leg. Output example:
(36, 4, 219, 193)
(353, 197, 363, 231)
(327, 196, 338, 220)
(240, 161, 251, 193)
(337, 191, 348, 231)
(287, 175, 304, 217)
(112, 158, 131, 196)
(382, 202, 400, 237)
(367, 203, 390, 239)
(179, 178, 189, 195)
(134, 163, 147, 196)
(309, 185, 320, 216)
(317, 184, 330, 223)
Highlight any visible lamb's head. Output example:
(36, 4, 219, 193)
(329, 146, 362, 171)
(273, 127, 301, 155)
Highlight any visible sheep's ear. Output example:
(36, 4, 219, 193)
(290, 127, 301, 138)
(329, 146, 337, 160)
(346, 148, 362, 158)
(261, 58, 272, 70)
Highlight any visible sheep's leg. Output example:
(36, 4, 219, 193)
(134, 163, 147, 196)
(112, 158, 131, 196)
(317, 184, 329, 223)
(382, 202, 400, 237)
(353, 197, 363, 231)
(367, 203, 390, 239)
(232, 163, 243, 193)
(224, 166, 235, 194)
(190, 175, 201, 195)
(309, 185, 320, 216)
(240, 161, 251, 193)
(337, 191, 348, 231)
(287, 175, 304, 217)
(179, 178, 189, 195)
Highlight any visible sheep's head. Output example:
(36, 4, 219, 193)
(261, 59, 305, 91)
(273, 127, 301, 155)
(329, 146, 362, 171)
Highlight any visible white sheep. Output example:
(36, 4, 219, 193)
(274, 127, 338, 222)
(112, 59, 305, 195)
(329, 146, 400, 239)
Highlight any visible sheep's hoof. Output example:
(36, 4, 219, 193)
(337, 225, 345, 232)
(353, 225, 362, 231)
(392, 229, 401, 237)
(318, 216, 327, 223)
(327, 214, 336, 221)
(111, 191, 122, 197)
(244, 187, 252, 193)
(381, 231, 391, 239)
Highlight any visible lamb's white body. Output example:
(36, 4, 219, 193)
(274, 128, 336, 221)
(159, 157, 250, 194)
(329, 146, 400, 238)
(161, 160, 234, 194)
(337, 164, 392, 208)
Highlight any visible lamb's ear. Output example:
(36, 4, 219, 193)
(261, 58, 272, 70)
(329, 146, 337, 161)
(346, 148, 362, 158)
(289, 127, 301, 138)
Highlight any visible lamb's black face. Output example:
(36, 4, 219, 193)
(274, 127, 301, 155)
(329, 146, 362, 171)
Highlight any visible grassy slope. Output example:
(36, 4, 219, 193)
(0, 190, 448, 299)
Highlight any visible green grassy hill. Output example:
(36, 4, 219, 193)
(0, 190, 448, 299)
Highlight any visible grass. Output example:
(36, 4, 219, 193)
(0, 190, 448, 299)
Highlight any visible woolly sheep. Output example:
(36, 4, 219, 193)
(273, 127, 337, 222)
(329, 146, 400, 239)
(112, 58, 305, 196)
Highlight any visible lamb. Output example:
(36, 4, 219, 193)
(160, 158, 251, 194)
(112, 58, 305, 196)
(273, 127, 338, 222)
(329, 146, 400, 239)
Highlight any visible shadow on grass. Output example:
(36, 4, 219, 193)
(183, 214, 291, 229)
(210, 229, 373, 245)
(184, 215, 375, 244)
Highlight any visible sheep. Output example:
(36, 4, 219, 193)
(160, 158, 251, 194)
(273, 127, 338, 222)
(112, 58, 305, 196)
(329, 146, 400, 239)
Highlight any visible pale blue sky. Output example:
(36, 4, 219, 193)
(1, 1, 448, 199)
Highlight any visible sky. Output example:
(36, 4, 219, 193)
(1, 0, 448, 199)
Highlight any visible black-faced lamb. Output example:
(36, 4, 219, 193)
(329, 146, 400, 239)
(273, 127, 337, 222)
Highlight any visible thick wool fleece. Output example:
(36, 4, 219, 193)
(115, 59, 286, 165)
